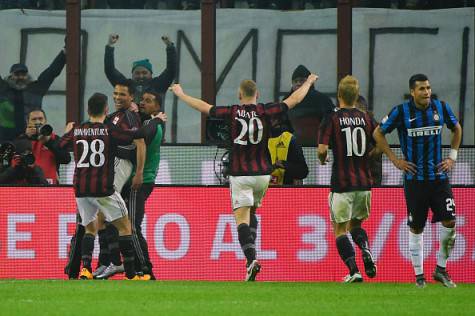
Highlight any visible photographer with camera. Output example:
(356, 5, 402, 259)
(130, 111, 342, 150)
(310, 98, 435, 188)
(20, 109, 71, 184)
(0, 138, 48, 185)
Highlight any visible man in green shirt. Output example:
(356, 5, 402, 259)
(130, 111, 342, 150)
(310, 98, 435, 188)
(124, 89, 166, 280)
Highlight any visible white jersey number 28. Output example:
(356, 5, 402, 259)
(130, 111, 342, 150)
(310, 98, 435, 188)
(76, 139, 106, 168)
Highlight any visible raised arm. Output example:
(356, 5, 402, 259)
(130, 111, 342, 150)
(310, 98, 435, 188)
(104, 34, 127, 87)
(36, 49, 66, 94)
(149, 36, 177, 94)
(283, 73, 318, 109)
(171, 84, 213, 115)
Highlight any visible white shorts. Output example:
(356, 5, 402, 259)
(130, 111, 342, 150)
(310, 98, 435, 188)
(76, 191, 128, 226)
(328, 191, 371, 224)
(229, 175, 271, 210)
(114, 157, 133, 193)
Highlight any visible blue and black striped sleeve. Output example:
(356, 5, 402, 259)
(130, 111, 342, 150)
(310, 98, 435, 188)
(379, 105, 402, 134)
(441, 101, 458, 130)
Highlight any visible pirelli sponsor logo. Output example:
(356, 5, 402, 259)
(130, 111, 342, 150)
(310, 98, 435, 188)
(407, 125, 442, 137)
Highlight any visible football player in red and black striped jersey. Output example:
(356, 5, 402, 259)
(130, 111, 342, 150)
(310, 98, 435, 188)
(171, 73, 318, 281)
(60, 92, 162, 280)
(318, 76, 379, 283)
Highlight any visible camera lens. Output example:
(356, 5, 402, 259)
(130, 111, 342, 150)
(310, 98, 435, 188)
(39, 124, 53, 136)
(20, 153, 35, 166)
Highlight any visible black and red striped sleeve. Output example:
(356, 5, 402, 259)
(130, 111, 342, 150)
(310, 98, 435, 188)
(59, 129, 74, 150)
(264, 102, 288, 116)
(318, 113, 334, 145)
(209, 106, 232, 119)
(109, 126, 137, 145)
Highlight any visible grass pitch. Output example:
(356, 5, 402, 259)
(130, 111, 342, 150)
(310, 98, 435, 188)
(1, 280, 473, 316)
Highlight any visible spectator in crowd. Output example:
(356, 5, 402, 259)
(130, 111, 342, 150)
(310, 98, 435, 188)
(14, 109, 71, 184)
(0, 47, 66, 142)
(0, 0, 35, 9)
(104, 33, 177, 107)
(0, 137, 48, 185)
(268, 113, 308, 185)
(283, 64, 335, 146)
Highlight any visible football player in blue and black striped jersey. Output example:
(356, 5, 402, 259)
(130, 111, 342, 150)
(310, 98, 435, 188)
(373, 74, 462, 288)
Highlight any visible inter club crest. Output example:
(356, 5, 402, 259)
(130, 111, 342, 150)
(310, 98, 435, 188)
(433, 113, 440, 121)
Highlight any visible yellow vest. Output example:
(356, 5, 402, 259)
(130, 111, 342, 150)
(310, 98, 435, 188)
(268, 131, 292, 185)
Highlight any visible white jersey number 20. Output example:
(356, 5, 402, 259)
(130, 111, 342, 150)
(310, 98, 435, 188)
(234, 117, 263, 145)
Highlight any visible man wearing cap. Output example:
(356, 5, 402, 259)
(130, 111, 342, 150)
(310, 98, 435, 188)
(104, 33, 177, 105)
(0, 48, 66, 142)
(283, 64, 335, 145)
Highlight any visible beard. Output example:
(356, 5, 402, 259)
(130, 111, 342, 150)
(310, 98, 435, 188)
(6, 75, 33, 90)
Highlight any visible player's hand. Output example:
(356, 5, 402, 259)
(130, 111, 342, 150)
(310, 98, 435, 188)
(319, 155, 330, 165)
(64, 122, 75, 134)
(129, 102, 139, 113)
(131, 173, 143, 190)
(25, 125, 37, 138)
(170, 84, 184, 97)
(392, 158, 417, 175)
(108, 33, 119, 46)
(152, 112, 167, 122)
(437, 158, 455, 173)
(11, 155, 22, 169)
(161, 36, 173, 47)
(306, 73, 319, 85)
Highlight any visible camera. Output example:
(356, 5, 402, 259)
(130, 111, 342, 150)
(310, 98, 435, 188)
(0, 142, 15, 167)
(19, 152, 35, 166)
(32, 123, 53, 139)
(0, 142, 35, 167)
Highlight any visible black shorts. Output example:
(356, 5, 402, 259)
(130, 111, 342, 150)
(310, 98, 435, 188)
(403, 179, 456, 229)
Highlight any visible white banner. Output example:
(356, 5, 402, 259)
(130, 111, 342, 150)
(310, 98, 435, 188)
(0, 8, 473, 143)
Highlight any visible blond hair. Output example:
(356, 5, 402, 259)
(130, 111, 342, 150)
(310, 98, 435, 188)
(338, 75, 359, 106)
(239, 80, 257, 98)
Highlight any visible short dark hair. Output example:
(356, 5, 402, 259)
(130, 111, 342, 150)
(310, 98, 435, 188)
(143, 88, 163, 106)
(88, 93, 108, 116)
(27, 108, 47, 121)
(409, 74, 429, 90)
(115, 79, 136, 96)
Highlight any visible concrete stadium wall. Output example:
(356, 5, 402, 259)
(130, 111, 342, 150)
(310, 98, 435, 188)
(0, 8, 473, 144)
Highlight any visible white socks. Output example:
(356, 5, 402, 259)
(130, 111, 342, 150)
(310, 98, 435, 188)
(409, 231, 424, 276)
(437, 226, 456, 268)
